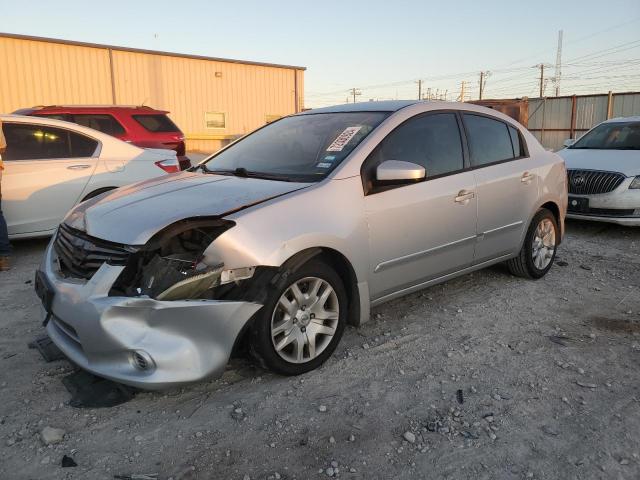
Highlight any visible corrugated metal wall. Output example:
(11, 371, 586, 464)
(0, 34, 305, 152)
(528, 92, 640, 151)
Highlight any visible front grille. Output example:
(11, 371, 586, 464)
(54, 224, 132, 279)
(567, 169, 626, 195)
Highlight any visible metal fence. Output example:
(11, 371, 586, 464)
(527, 92, 640, 151)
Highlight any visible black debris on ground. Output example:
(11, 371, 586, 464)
(62, 370, 137, 408)
(27, 334, 65, 362)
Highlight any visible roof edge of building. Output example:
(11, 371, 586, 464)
(0, 32, 307, 71)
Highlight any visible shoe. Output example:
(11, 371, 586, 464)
(0, 256, 10, 271)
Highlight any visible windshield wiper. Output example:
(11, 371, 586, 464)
(203, 167, 294, 182)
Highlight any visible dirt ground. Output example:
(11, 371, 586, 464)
(0, 220, 639, 480)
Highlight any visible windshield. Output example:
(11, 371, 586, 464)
(571, 121, 640, 150)
(202, 112, 389, 181)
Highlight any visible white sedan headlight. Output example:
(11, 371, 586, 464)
(630, 176, 640, 189)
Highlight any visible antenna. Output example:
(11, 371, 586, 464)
(554, 30, 563, 96)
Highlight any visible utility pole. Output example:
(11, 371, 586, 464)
(537, 64, 545, 97)
(553, 30, 563, 96)
(416, 79, 422, 100)
(458, 81, 466, 102)
(349, 88, 362, 103)
(478, 71, 491, 100)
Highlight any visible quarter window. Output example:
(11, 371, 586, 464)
(463, 114, 515, 167)
(72, 114, 126, 136)
(1, 123, 98, 160)
(366, 113, 465, 180)
(508, 125, 524, 157)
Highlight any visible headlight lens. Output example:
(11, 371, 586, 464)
(630, 176, 640, 189)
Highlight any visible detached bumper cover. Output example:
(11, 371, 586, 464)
(41, 239, 262, 390)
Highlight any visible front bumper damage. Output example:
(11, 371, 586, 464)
(40, 239, 262, 390)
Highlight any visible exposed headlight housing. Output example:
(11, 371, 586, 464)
(110, 218, 239, 299)
(630, 176, 640, 189)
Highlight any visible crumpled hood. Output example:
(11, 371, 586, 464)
(558, 148, 640, 177)
(67, 171, 311, 245)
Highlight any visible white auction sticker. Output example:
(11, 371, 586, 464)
(326, 126, 362, 152)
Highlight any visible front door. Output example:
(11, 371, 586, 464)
(363, 112, 477, 300)
(2, 122, 99, 235)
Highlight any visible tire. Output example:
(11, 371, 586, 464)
(249, 259, 347, 376)
(507, 208, 559, 279)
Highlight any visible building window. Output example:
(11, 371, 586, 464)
(265, 114, 282, 124)
(205, 112, 226, 129)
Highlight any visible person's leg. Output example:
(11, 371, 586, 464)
(0, 172, 11, 270)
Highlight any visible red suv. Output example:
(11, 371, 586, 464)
(14, 105, 191, 170)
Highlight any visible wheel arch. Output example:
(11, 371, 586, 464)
(81, 186, 118, 202)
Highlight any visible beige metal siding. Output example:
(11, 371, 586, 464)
(0, 37, 113, 112)
(0, 34, 305, 153)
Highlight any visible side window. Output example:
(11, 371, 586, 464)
(72, 114, 126, 136)
(364, 113, 464, 189)
(2, 123, 98, 160)
(463, 114, 515, 167)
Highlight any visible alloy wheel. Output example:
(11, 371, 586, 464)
(270, 276, 339, 364)
(532, 218, 556, 270)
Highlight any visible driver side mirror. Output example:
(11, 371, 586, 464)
(376, 160, 426, 183)
(563, 138, 576, 148)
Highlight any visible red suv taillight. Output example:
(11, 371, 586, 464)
(155, 158, 180, 174)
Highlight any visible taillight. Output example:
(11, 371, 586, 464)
(155, 159, 180, 173)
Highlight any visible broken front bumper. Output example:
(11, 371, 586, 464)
(40, 239, 262, 390)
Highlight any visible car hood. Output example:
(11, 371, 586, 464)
(558, 148, 640, 176)
(67, 172, 311, 245)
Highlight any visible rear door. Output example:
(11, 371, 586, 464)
(2, 122, 99, 235)
(461, 113, 538, 263)
(363, 112, 477, 299)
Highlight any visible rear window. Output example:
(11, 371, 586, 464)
(72, 114, 125, 136)
(133, 114, 179, 133)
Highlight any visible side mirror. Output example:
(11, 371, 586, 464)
(563, 138, 576, 148)
(376, 160, 426, 183)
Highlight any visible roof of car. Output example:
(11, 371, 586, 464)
(299, 100, 422, 114)
(603, 116, 640, 123)
(13, 105, 169, 114)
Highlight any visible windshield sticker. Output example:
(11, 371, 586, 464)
(324, 155, 336, 161)
(326, 126, 363, 152)
(316, 162, 333, 168)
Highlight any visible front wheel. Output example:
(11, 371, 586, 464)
(507, 208, 559, 279)
(249, 260, 347, 376)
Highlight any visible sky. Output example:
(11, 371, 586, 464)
(1, 0, 639, 107)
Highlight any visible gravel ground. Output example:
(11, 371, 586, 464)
(0, 220, 639, 480)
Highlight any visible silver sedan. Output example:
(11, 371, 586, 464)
(37, 101, 567, 389)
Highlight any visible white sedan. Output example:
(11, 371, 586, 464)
(1, 114, 180, 239)
(559, 116, 640, 226)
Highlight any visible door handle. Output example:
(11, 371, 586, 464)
(521, 171, 534, 184)
(67, 164, 91, 170)
(454, 190, 475, 204)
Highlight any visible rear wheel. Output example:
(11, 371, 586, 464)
(507, 208, 558, 279)
(249, 260, 347, 376)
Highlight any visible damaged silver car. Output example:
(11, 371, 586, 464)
(36, 101, 567, 389)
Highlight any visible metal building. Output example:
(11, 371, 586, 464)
(0, 33, 305, 152)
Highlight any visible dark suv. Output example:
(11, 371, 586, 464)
(14, 105, 191, 170)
